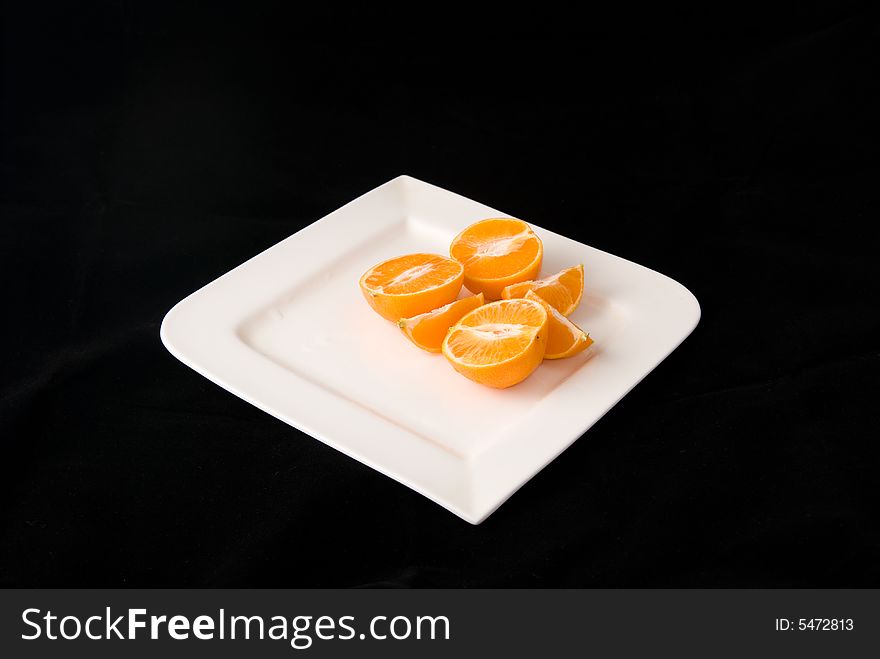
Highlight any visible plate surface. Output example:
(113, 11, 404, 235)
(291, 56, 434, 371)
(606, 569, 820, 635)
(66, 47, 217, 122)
(161, 175, 700, 523)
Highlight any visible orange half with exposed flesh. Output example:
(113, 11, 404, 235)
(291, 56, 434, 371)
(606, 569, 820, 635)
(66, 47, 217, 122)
(442, 298, 548, 388)
(359, 253, 464, 321)
(449, 218, 543, 300)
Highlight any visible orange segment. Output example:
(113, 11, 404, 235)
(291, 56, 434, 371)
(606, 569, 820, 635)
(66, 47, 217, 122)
(501, 264, 584, 316)
(359, 253, 464, 321)
(524, 291, 593, 359)
(442, 298, 548, 388)
(398, 293, 485, 353)
(449, 218, 543, 300)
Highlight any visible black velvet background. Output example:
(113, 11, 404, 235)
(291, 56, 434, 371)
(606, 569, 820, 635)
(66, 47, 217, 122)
(1, 5, 878, 586)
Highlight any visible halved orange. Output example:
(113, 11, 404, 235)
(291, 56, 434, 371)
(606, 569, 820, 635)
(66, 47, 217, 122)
(501, 264, 584, 316)
(442, 298, 549, 388)
(359, 253, 464, 321)
(449, 218, 543, 300)
(398, 293, 485, 353)
(524, 291, 593, 359)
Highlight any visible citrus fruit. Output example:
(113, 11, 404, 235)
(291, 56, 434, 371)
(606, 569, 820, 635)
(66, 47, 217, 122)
(398, 293, 485, 353)
(449, 218, 543, 300)
(501, 264, 584, 316)
(359, 253, 464, 321)
(524, 291, 593, 359)
(442, 298, 549, 388)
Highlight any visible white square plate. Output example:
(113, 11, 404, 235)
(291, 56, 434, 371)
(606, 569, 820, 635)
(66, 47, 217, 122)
(161, 175, 700, 523)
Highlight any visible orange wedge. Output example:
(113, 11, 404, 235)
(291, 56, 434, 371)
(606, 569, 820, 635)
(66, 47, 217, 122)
(501, 264, 584, 316)
(360, 253, 464, 321)
(398, 293, 485, 353)
(442, 298, 548, 388)
(449, 218, 543, 300)
(524, 291, 593, 359)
